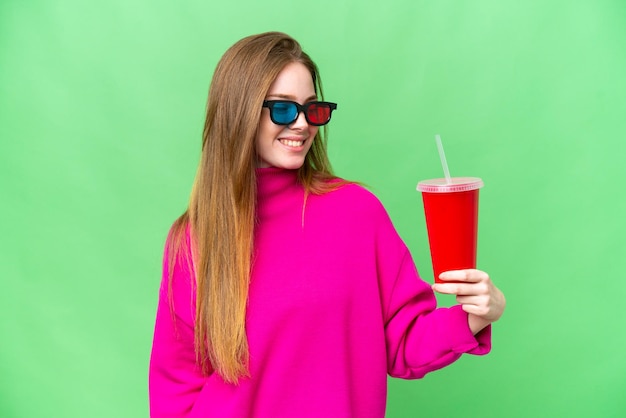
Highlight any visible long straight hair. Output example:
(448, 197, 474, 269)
(168, 32, 343, 384)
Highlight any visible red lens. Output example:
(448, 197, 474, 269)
(306, 103, 331, 125)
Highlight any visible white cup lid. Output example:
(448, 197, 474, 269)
(416, 177, 484, 193)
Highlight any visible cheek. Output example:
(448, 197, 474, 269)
(256, 118, 279, 147)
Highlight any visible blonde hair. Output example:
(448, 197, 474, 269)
(168, 32, 344, 384)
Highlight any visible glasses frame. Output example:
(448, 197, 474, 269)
(262, 100, 338, 126)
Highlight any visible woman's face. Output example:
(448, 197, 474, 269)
(255, 61, 319, 169)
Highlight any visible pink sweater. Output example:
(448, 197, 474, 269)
(149, 168, 491, 417)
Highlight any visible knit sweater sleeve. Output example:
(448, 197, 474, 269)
(371, 197, 491, 379)
(149, 230, 207, 416)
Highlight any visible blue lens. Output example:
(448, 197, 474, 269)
(272, 102, 297, 124)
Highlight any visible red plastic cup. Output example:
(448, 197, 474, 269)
(416, 177, 484, 283)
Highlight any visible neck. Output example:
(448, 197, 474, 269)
(255, 167, 303, 224)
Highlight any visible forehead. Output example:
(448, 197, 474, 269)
(266, 62, 316, 98)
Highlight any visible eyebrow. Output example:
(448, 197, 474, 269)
(265, 93, 318, 102)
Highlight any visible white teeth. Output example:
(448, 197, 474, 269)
(281, 139, 304, 147)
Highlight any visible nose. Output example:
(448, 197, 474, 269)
(289, 110, 309, 130)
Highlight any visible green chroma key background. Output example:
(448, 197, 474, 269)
(1, 1, 625, 417)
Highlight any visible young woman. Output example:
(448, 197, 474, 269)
(149, 31, 505, 417)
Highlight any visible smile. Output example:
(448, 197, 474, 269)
(279, 139, 305, 147)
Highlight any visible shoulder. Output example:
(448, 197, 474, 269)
(163, 216, 194, 275)
(342, 182, 385, 208)
(307, 181, 408, 254)
(312, 181, 391, 223)
(164, 216, 191, 252)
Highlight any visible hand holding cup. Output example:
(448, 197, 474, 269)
(432, 269, 506, 334)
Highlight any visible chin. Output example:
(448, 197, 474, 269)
(273, 157, 306, 170)
(279, 162, 305, 170)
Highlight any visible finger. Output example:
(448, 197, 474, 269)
(461, 303, 491, 318)
(438, 269, 489, 283)
(431, 283, 458, 295)
(432, 282, 489, 296)
(455, 295, 485, 305)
